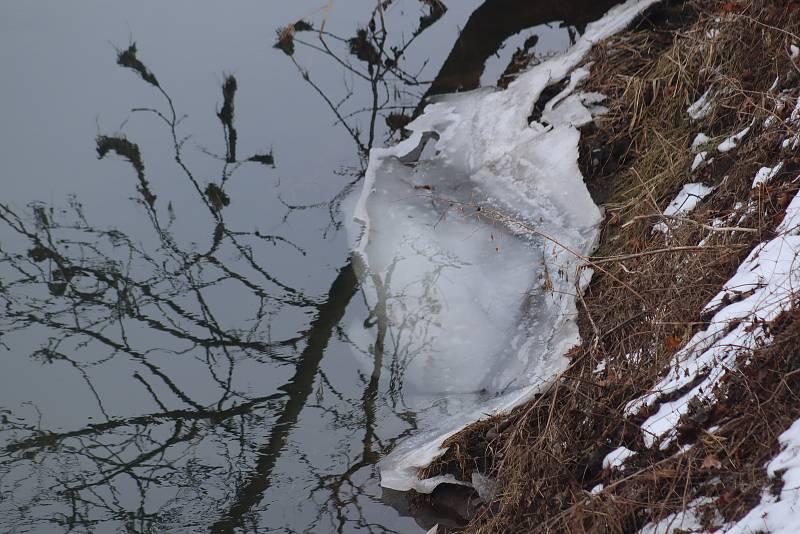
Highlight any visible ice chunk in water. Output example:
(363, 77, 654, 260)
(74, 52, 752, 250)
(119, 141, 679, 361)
(347, 0, 661, 494)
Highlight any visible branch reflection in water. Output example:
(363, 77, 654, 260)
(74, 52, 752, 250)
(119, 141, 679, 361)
(0, 32, 417, 534)
(0, 0, 610, 531)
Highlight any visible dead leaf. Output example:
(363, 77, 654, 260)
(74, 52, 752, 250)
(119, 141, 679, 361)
(665, 335, 683, 349)
(702, 454, 722, 470)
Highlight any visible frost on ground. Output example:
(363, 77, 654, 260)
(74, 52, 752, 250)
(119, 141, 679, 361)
(346, 0, 660, 493)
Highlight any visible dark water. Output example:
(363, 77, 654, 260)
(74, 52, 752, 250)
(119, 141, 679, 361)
(0, 1, 617, 532)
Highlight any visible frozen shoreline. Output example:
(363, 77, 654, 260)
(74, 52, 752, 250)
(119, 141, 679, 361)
(347, 0, 660, 494)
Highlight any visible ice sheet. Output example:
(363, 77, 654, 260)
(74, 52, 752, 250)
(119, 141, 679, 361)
(348, 0, 660, 493)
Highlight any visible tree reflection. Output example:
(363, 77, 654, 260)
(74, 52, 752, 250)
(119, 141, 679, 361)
(421, 0, 620, 99)
(0, 0, 616, 532)
(276, 0, 446, 157)
(0, 36, 414, 533)
(271, 0, 450, 240)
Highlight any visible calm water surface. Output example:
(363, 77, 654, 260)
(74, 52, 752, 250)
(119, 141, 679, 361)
(0, 1, 616, 532)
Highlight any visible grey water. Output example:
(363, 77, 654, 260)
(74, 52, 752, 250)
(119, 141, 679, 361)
(0, 1, 621, 532)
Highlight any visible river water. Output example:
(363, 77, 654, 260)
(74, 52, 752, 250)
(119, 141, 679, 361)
(0, 1, 618, 532)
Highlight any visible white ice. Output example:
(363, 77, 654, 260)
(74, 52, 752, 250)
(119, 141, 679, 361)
(347, 0, 661, 493)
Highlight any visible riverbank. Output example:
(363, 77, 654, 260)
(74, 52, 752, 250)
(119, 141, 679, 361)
(417, 1, 800, 531)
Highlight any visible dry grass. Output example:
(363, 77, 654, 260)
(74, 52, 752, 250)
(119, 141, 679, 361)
(417, 1, 800, 531)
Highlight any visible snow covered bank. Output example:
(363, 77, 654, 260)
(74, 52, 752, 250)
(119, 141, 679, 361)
(618, 81, 800, 532)
(410, 1, 800, 530)
(347, 0, 659, 494)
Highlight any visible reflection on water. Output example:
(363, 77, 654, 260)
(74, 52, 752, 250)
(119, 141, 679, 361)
(0, 1, 613, 532)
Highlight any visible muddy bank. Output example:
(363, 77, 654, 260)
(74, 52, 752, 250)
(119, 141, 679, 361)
(414, 0, 800, 531)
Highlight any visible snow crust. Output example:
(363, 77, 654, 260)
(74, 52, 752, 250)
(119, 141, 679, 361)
(347, 0, 660, 493)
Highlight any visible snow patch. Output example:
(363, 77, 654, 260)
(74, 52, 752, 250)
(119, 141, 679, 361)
(690, 151, 710, 172)
(653, 182, 715, 234)
(627, 188, 800, 449)
(688, 89, 714, 120)
(637, 498, 713, 534)
(603, 446, 636, 469)
(691, 133, 710, 150)
(751, 162, 784, 189)
(726, 419, 800, 533)
(717, 125, 751, 152)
